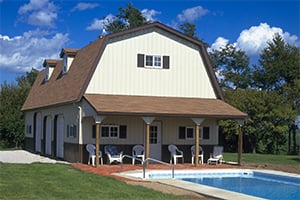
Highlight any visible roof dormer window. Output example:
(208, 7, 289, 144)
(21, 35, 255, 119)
(63, 54, 68, 74)
(60, 48, 79, 75)
(43, 59, 58, 82)
(45, 66, 50, 81)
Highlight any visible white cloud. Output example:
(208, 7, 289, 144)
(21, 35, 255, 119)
(141, 9, 160, 22)
(86, 14, 117, 31)
(18, 0, 58, 27)
(209, 23, 300, 56)
(236, 23, 300, 55)
(177, 6, 209, 22)
(207, 37, 229, 52)
(71, 2, 99, 12)
(0, 30, 69, 73)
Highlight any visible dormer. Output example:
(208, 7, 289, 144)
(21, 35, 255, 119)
(60, 48, 78, 74)
(43, 59, 58, 82)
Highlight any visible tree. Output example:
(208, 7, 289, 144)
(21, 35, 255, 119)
(179, 22, 207, 46)
(209, 44, 251, 90)
(179, 22, 196, 38)
(252, 34, 300, 154)
(209, 36, 299, 154)
(105, 3, 149, 33)
(0, 69, 38, 148)
(222, 89, 295, 154)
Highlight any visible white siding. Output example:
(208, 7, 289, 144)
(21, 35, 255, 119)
(81, 116, 219, 146)
(86, 29, 216, 98)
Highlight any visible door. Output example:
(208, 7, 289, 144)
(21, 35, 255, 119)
(56, 115, 64, 159)
(35, 113, 42, 153)
(45, 116, 52, 155)
(149, 121, 162, 161)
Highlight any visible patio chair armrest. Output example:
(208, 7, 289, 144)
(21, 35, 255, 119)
(177, 150, 183, 155)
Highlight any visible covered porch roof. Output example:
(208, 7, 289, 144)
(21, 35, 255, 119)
(84, 94, 247, 119)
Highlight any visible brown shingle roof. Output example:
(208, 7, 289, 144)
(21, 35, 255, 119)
(84, 94, 247, 119)
(22, 38, 104, 111)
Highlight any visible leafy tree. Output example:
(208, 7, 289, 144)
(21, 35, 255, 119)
(105, 3, 149, 33)
(0, 69, 38, 148)
(252, 34, 300, 153)
(210, 36, 299, 154)
(222, 89, 295, 154)
(179, 22, 196, 38)
(179, 22, 207, 46)
(209, 44, 251, 90)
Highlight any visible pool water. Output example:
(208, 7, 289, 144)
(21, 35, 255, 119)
(181, 171, 300, 200)
(145, 169, 300, 200)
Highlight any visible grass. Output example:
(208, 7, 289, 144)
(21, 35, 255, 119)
(0, 163, 182, 200)
(223, 152, 300, 165)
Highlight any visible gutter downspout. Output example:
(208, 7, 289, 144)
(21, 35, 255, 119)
(78, 105, 83, 163)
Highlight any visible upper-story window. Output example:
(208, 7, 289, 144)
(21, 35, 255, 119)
(138, 54, 169, 69)
(146, 55, 161, 68)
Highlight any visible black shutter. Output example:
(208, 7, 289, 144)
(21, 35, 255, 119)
(119, 125, 127, 139)
(163, 56, 170, 69)
(137, 54, 144, 67)
(203, 127, 210, 139)
(92, 125, 96, 139)
(178, 126, 186, 139)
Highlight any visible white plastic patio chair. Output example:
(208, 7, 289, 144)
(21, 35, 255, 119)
(132, 145, 145, 165)
(86, 144, 103, 166)
(168, 144, 184, 165)
(207, 146, 224, 165)
(191, 145, 204, 164)
(104, 145, 123, 164)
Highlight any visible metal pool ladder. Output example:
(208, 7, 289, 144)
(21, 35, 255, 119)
(121, 155, 175, 179)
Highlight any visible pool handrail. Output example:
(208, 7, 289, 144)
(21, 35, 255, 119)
(143, 157, 174, 179)
(120, 155, 174, 179)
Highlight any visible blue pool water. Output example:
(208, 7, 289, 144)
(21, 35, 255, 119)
(146, 170, 300, 200)
(180, 171, 300, 200)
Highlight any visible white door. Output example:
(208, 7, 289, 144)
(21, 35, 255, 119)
(35, 113, 42, 152)
(149, 121, 162, 161)
(56, 115, 64, 158)
(45, 116, 52, 155)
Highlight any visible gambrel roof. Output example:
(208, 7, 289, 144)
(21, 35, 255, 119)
(22, 22, 246, 119)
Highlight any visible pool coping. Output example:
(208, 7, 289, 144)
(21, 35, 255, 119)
(115, 168, 300, 200)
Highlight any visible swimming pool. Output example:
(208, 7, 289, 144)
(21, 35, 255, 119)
(121, 169, 300, 200)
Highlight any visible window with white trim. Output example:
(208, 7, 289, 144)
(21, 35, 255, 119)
(137, 54, 169, 69)
(178, 126, 208, 140)
(26, 124, 32, 135)
(92, 124, 127, 139)
(146, 55, 162, 68)
(179, 126, 195, 140)
(62, 54, 68, 74)
(45, 66, 49, 81)
(67, 124, 77, 138)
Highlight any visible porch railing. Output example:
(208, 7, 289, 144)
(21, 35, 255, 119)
(120, 155, 174, 179)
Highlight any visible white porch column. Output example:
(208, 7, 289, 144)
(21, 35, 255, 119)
(94, 115, 105, 168)
(235, 119, 245, 166)
(142, 117, 155, 168)
(192, 118, 205, 166)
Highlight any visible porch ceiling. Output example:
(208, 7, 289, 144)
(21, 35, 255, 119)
(84, 94, 247, 119)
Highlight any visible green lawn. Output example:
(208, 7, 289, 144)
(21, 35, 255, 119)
(0, 163, 182, 200)
(223, 152, 300, 165)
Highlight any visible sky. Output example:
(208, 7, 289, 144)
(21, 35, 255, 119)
(0, 0, 299, 84)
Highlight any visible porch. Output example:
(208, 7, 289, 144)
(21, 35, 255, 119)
(81, 94, 247, 167)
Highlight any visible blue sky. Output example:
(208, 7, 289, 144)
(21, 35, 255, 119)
(0, 0, 299, 84)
